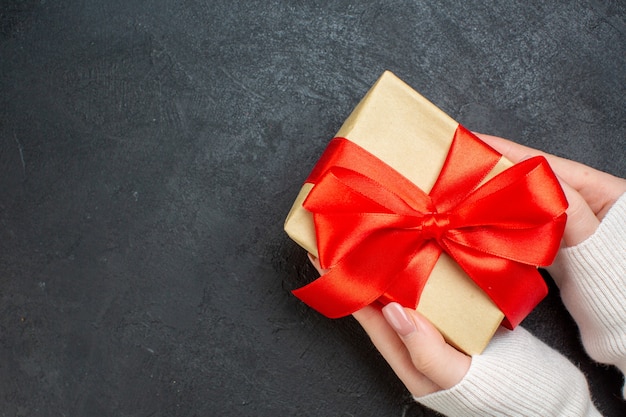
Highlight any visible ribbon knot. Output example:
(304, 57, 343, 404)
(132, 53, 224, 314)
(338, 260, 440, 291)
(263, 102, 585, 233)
(420, 212, 450, 241)
(293, 125, 567, 329)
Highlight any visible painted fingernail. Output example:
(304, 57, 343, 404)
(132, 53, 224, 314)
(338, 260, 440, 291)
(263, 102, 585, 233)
(382, 302, 416, 336)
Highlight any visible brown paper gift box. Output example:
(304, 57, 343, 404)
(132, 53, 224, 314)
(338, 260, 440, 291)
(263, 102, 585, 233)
(284, 71, 514, 355)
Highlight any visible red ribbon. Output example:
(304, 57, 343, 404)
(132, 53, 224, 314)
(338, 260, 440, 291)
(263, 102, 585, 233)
(292, 126, 567, 328)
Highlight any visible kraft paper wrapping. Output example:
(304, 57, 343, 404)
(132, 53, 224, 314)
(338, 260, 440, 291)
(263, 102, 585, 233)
(285, 71, 510, 355)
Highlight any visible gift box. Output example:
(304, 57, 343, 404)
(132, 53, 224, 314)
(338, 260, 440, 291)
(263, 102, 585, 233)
(284, 71, 567, 355)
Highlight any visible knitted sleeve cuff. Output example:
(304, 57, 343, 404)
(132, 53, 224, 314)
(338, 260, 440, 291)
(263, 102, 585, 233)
(415, 327, 601, 417)
(548, 193, 626, 387)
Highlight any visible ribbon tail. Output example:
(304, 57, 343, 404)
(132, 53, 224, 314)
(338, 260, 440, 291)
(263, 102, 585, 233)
(443, 239, 548, 328)
(378, 242, 441, 308)
(292, 267, 381, 318)
(491, 265, 547, 329)
(294, 230, 433, 318)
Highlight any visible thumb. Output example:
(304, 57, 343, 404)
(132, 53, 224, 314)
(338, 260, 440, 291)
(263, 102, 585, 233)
(382, 303, 470, 394)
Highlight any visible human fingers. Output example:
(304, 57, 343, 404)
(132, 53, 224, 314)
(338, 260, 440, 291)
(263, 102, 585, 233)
(353, 305, 441, 396)
(381, 303, 470, 394)
(308, 257, 469, 395)
(475, 133, 626, 220)
(475, 133, 602, 185)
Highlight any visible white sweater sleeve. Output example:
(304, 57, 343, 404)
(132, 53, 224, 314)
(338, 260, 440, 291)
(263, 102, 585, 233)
(416, 327, 602, 417)
(414, 194, 626, 416)
(548, 192, 626, 397)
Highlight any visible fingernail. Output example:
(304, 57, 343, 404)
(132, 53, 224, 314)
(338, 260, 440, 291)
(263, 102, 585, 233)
(519, 154, 533, 162)
(382, 302, 416, 337)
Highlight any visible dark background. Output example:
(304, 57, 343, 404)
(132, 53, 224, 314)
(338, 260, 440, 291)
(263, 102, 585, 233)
(1, 1, 625, 416)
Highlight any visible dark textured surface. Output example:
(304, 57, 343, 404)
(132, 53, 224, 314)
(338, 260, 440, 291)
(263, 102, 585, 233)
(1, 1, 625, 416)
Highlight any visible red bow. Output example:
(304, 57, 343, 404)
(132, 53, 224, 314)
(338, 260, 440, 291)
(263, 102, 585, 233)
(292, 126, 567, 328)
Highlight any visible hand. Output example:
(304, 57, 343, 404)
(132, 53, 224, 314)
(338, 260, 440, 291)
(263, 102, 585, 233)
(308, 134, 626, 398)
(308, 254, 471, 397)
(475, 133, 626, 246)
(354, 302, 471, 397)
